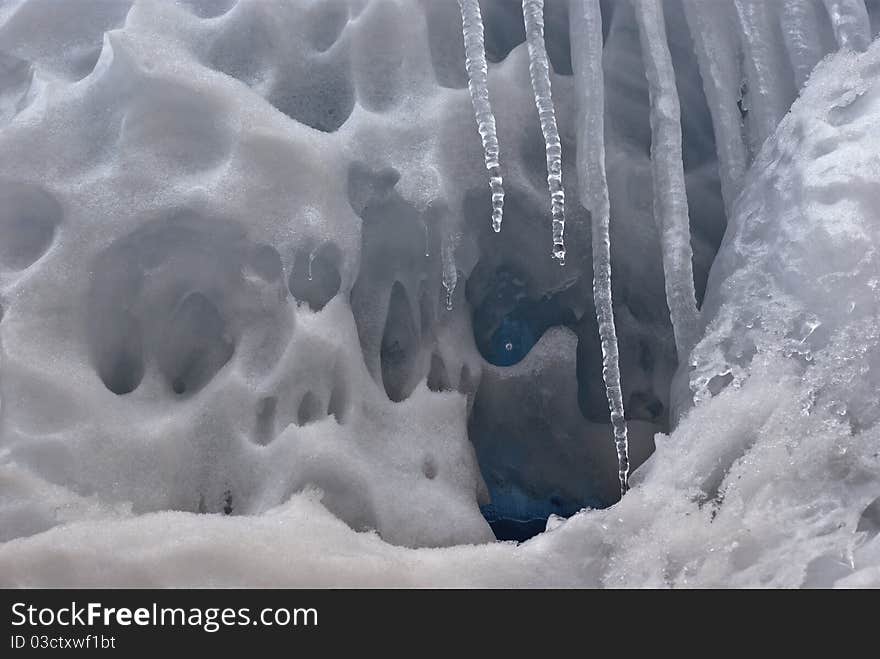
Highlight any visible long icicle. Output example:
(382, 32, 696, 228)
(523, 0, 566, 264)
(823, 0, 871, 51)
(734, 0, 795, 150)
(779, 0, 827, 89)
(458, 0, 505, 233)
(570, 0, 629, 496)
(681, 0, 749, 216)
(633, 0, 699, 358)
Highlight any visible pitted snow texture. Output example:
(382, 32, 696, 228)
(1, 0, 718, 541)
(0, 0, 506, 549)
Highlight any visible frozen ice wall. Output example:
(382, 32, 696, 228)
(0, 0, 879, 587)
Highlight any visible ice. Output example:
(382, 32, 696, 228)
(823, 0, 872, 51)
(1, 0, 880, 588)
(441, 233, 457, 311)
(570, 0, 630, 495)
(522, 0, 566, 264)
(734, 0, 798, 151)
(780, 0, 828, 89)
(458, 0, 505, 233)
(682, 0, 749, 214)
(633, 0, 699, 356)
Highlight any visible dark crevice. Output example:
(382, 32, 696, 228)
(268, 56, 355, 133)
(422, 456, 438, 480)
(857, 496, 880, 537)
(349, 164, 432, 403)
(253, 395, 277, 445)
(158, 292, 234, 397)
(327, 376, 349, 423)
(427, 353, 451, 392)
(296, 390, 324, 426)
(289, 243, 342, 311)
(480, 0, 526, 64)
(469, 264, 575, 367)
(346, 162, 400, 215)
(380, 282, 418, 402)
(87, 212, 251, 399)
(97, 316, 145, 396)
(544, 0, 572, 75)
(459, 364, 475, 396)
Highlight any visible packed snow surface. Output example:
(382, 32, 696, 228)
(1, 0, 879, 587)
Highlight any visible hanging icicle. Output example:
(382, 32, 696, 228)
(441, 235, 457, 311)
(823, 0, 871, 52)
(779, 0, 827, 89)
(458, 0, 505, 233)
(570, 0, 630, 497)
(681, 0, 749, 215)
(522, 0, 566, 265)
(734, 0, 796, 151)
(633, 0, 699, 358)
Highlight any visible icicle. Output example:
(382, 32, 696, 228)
(522, 0, 566, 265)
(424, 223, 430, 258)
(570, 0, 630, 496)
(681, 0, 749, 215)
(779, 0, 827, 89)
(733, 0, 796, 150)
(307, 249, 315, 281)
(441, 236, 457, 311)
(633, 0, 699, 357)
(823, 0, 871, 51)
(458, 0, 505, 233)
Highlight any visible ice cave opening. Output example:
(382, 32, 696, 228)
(456, 0, 724, 540)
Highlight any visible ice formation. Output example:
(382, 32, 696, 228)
(1, 0, 880, 588)
(681, 0, 748, 213)
(570, 0, 629, 496)
(523, 0, 566, 263)
(634, 0, 699, 357)
(458, 0, 505, 233)
(780, 0, 827, 89)
(734, 0, 796, 149)
(824, 0, 871, 51)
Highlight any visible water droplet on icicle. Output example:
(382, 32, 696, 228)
(523, 0, 566, 265)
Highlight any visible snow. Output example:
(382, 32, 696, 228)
(1, 0, 880, 588)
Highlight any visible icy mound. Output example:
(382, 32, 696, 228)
(1, 0, 879, 586)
